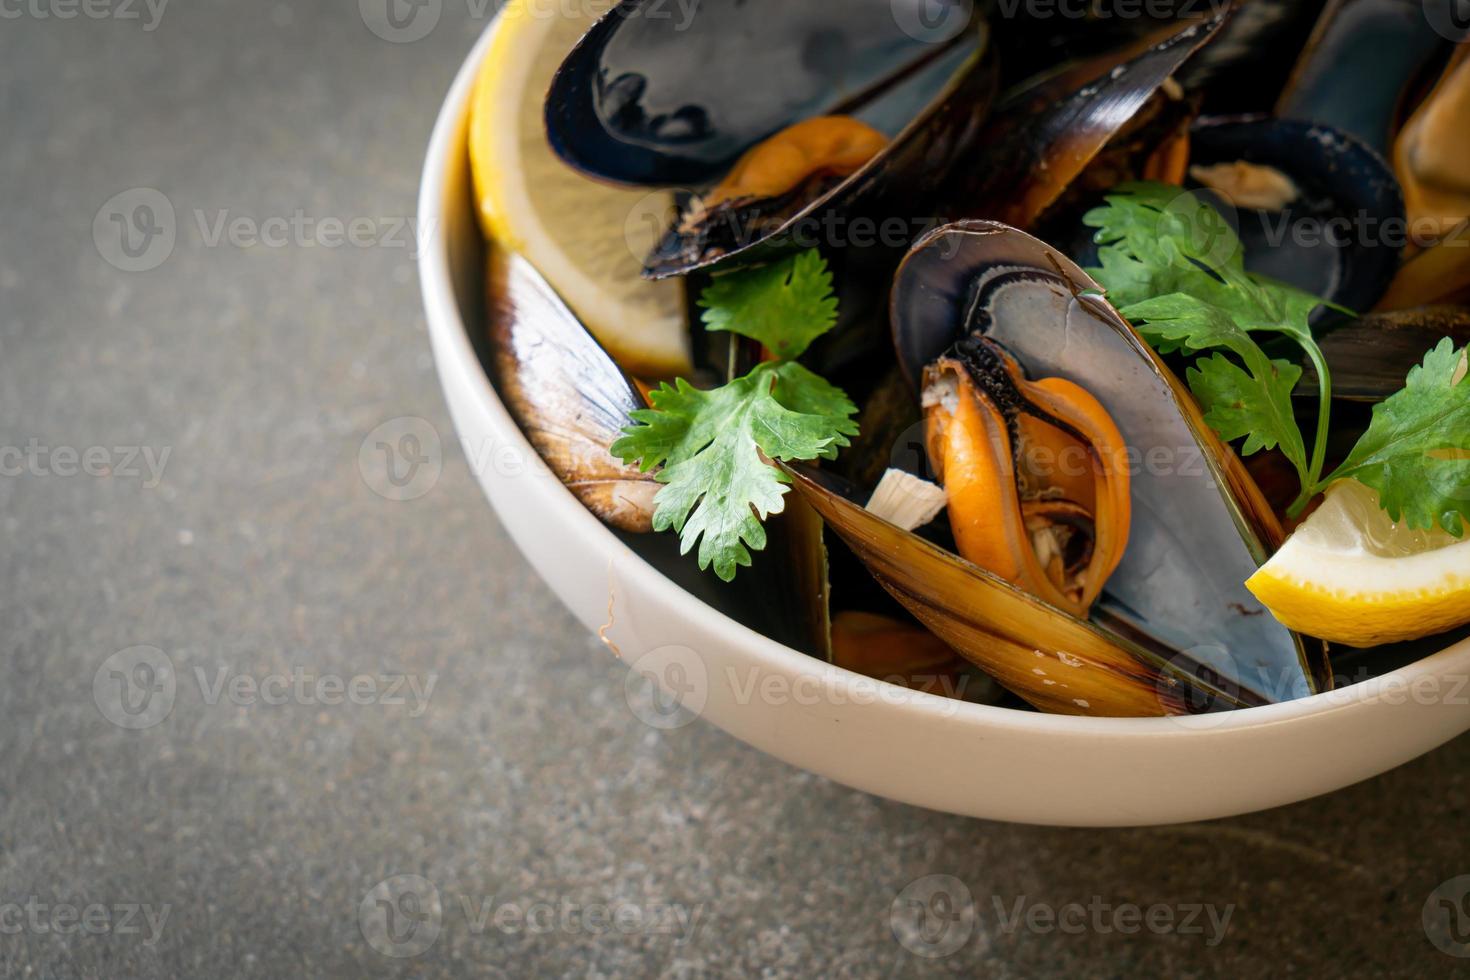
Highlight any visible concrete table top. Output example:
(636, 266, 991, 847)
(1, 2, 1466, 976)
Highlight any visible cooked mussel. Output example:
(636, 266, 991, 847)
(784, 460, 1239, 716)
(922, 339, 1130, 619)
(544, 0, 998, 278)
(486, 249, 658, 531)
(790, 220, 1328, 716)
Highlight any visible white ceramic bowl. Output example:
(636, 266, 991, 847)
(417, 27, 1470, 826)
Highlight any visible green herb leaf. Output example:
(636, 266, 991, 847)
(1085, 181, 1335, 344)
(1116, 291, 1310, 482)
(1322, 339, 1470, 536)
(611, 362, 858, 582)
(1087, 181, 1336, 498)
(1088, 182, 1470, 537)
(699, 250, 839, 360)
(1187, 352, 1306, 463)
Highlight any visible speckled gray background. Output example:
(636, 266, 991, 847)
(1, 2, 1467, 977)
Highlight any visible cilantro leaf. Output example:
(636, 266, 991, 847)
(614, 248, 857, 580)
(699, 250, 838, 360)
(1322, 339, 1470, 536)
(1085, 181, 1336, 346)
(1187, 352, 1306, 462)
(1086, 181, 1337, 504)
(1087, 182, 1470, 535)
(1118, 292, 1309, 479)
(611, 361, 858, 582)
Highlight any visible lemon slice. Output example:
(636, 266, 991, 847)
(469, 0, 690, 378)
(1245, 480, 1470, 647)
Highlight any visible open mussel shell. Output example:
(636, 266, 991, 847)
(889, 220, 1329, 707)
(947, 10, 1224, 231)
(544, 0, 997, 277)
(486, 249, 658, 532)
(781, 463, 1238, 717)
(487, 248, 836, 657)
(1187, 115, 1405, 313)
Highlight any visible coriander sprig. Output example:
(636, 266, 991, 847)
(612, 250, 859, 581)
(1086, 181, 1470, 533)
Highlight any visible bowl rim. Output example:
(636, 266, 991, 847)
(417, 22, 1470, 742)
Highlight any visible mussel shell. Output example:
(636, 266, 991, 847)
(1301, 305, 1470, 401)
(487, 248, 836, 658)
(1187, 115, 1406, 313)
(547, 0, 983, 183)
(945, 10, 1225, 230)
(1175, 0, 1330, 115)
(890, 220, 1329, 704)
(781, 463, 1241, 716)
(545, 0, 998, 278)
(486, 249, 658, 532)
(1276, 0, 1453, 156)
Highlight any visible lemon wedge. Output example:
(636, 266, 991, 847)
(1245, 480, 1470, 647)
(468, 0, 691, 378)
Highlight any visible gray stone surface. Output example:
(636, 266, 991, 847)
(1, 2, 1467, 977)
